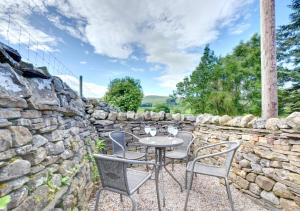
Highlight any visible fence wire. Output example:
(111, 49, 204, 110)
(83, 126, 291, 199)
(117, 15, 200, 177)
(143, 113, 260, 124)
(0, 12, 78, 79)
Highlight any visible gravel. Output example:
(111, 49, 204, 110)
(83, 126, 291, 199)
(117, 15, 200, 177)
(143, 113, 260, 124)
(89, 164, 268, 211)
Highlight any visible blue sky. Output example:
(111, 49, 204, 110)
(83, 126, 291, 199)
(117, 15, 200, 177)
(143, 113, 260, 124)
(0, 0, 292, 98)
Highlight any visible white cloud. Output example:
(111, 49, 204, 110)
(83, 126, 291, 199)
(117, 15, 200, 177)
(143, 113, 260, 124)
(80, 61, 87, 64)
(0, 0, 255, 89)
(57, 74, 107, 98)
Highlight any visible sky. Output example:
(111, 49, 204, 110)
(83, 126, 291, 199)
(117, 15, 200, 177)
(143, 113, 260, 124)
(0, 0, 293, 98)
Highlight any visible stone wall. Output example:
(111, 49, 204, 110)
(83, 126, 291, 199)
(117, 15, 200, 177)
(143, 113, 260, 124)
(86, 100, 300, 210)
(0, 58, 98, 210)
(193, 113, 300, 210)
(85, 100, 196, 144)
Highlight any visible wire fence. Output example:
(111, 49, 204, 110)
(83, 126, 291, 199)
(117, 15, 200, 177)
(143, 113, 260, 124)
(0, 11, 78, 79)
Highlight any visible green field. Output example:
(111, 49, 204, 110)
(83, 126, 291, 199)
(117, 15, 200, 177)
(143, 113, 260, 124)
(142, 95, 169, 105)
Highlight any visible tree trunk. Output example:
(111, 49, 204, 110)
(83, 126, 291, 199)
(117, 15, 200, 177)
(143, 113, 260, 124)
(260, 0, 278, 118)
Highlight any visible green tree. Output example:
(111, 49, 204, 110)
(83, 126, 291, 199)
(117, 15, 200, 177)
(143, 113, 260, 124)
(175, 35, 262, 116)
(176, 45, 219, 114)
(104, 77, 143, 112)
(277, 0, 300, 113)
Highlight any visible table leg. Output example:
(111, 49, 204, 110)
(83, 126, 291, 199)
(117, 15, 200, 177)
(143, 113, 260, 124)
(155, 148, 162, 211)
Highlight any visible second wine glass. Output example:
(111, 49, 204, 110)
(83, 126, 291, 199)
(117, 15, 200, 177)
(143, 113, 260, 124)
(150, 127, 157, 137)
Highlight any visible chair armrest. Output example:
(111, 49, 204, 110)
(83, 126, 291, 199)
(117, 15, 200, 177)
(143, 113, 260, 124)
(93, 154, 156, 167)
(194, 141, 229, 156)
(190, 146, 237, 171)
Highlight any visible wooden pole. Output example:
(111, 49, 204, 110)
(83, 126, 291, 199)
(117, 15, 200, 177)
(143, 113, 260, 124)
(260, 0, 278, 118)
(79, 75, 83, 98)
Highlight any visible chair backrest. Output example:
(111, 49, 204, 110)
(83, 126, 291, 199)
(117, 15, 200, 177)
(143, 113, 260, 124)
(94, 154, 130, 195)
(109, 131, 126, 155)
(224, 141, 241, 175)
(175, 131, 194, 152)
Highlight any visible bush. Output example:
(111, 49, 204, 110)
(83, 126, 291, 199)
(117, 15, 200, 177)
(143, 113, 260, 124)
(104, 77, 143, 112)
(153, 104, 170, 113)
(172, 108, 181, 113)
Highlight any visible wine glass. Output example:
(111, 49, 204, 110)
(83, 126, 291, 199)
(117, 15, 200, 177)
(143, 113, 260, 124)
(150, 127, 157, 137)
(172, 127, 178, 136)
(167, 125, 174, 136)
(144, 125, 151, 135)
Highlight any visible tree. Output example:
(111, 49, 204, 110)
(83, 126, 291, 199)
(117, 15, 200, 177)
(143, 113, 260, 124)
(176, 45, 219, 114)
(175, 37, 262, 116)
(104, 77, 143, 112)
(277, 0, 300, 113)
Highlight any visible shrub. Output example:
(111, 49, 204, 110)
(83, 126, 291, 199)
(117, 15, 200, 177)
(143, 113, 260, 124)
(104, 77, 143, 112)
(153, 104, 170, 113)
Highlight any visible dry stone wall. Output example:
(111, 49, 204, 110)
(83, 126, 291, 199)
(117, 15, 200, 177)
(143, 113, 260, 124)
(85, 100, 196, 145)
(0, 60, 98, 211)
(194, 113, 300, 210)
(87, 100, 300, 210)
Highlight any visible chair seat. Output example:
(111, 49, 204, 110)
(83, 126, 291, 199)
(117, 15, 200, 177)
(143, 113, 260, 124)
(187, 162, 227, 178)
(165, 150, 187, 159)
(115, 151, 146, 160)
(127, 169, 151, 194)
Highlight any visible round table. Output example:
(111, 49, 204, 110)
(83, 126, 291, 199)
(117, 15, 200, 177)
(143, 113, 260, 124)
(139, 136, 184, 210)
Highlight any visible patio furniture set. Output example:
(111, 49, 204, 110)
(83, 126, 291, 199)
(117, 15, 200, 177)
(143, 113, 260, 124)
(93, 126, 240, 211)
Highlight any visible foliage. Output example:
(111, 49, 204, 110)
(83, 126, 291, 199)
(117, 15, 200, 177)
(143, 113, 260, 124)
(61, 176, 70, 186)
(175, 36, 262, 116)
(0, 195, 11, 209)
(142, 95, 168, 105)
(153, 103, 170, 113)
(172, 108, 182, 114)
(95, 139, 106, 153)
(104, 77, 143, 112)
(277, 0, 300, 113)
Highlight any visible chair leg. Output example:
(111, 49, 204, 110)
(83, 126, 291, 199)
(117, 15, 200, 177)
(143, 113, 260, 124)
(145, 147, 149, 171)
(129, 195, 137, 211)
(137, 188, 139, 194)
(185, 170, 187, 189)
(94, 189, 104, 211)
(184, 172, 194, 211)
(172, 159, 174, 171)
(120, 194, 123, 202)
(225, 178, 234, 211)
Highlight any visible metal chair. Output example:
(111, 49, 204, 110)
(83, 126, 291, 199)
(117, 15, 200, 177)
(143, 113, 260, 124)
(93, 154, 156, 211)
(165, 131, 195, 172)
(109, 131, 146, 160)
(184, 141, 241, 211)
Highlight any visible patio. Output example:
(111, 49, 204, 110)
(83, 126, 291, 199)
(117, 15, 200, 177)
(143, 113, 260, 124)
(89, 164, 268, 211)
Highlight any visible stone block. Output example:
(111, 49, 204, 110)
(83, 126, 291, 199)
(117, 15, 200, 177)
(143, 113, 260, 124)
(249, 183, 261, 195)
(8, 187, 28, 209)
(286, 112, 300, 130)
(260, 190, 279, 205)
(20, 110, 41, 119)
(32, 135, 48, 147)
(107, 111, 118, 121)
(236, 176, 249, 189)
(0, 129, 12, 152)
(273, 182, 293, 199)
(0, 159, 31, 182)
(288, 172, 300, 185)
(265, 118, 280, 130)
(0, 108, 21, 119)
(246, 173, 257, 182)
(46, 141, 65, 155)
(126, 111, 135, 120)
(9, 126, 32, 147)
(255, 175, 275, 191)
(280, 198, 300, 211)
(0, 95, 27, 108)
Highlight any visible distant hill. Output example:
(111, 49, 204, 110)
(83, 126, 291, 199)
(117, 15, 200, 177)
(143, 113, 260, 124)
(142, 95, 168, 105)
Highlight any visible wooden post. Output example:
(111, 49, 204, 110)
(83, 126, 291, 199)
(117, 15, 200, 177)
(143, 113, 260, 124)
(260, 0, 278, 118)
(79, 75, 83, 98)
